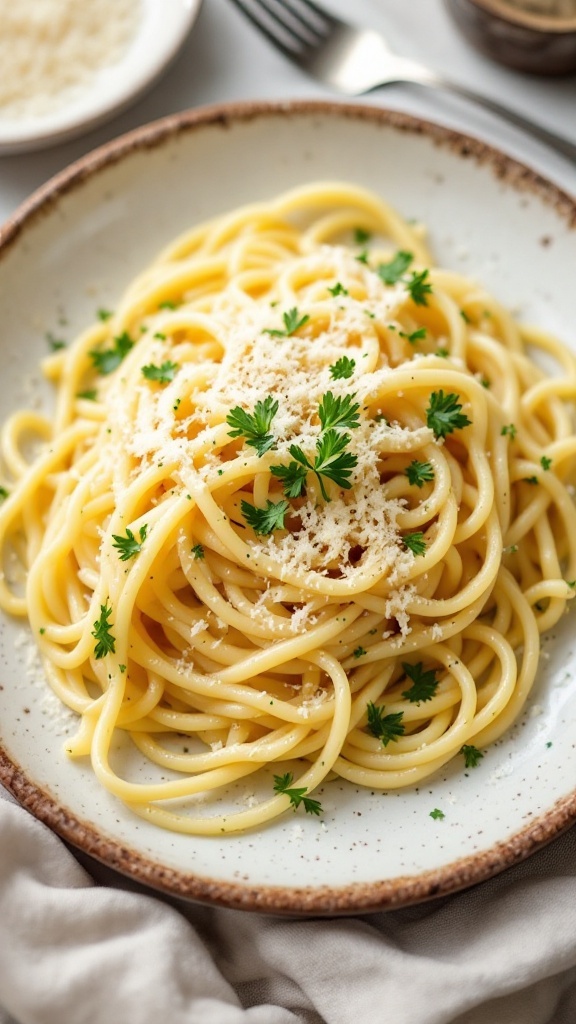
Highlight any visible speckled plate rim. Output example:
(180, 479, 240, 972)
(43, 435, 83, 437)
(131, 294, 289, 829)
(1, 99, 576, 916)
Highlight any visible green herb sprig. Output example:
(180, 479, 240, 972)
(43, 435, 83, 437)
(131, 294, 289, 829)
(226, 396, 279, 457)
(273, 772, 323, 815)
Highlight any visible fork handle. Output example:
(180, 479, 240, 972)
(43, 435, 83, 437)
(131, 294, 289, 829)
(407, 67, 576, 164)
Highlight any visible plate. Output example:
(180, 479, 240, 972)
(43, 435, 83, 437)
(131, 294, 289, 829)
(0, 0, 202, 155)
(1, 101, 576, 915)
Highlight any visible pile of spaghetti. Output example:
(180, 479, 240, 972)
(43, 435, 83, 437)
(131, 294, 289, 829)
(1, 182, 576, 834)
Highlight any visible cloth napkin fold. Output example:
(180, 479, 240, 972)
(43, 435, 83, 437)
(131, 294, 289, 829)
(3, 792, 576, 1024)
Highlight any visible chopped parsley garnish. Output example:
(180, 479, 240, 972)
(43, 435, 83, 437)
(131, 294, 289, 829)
(89, 331, 134, 375)
(406, 269, 433, 306)
(329, 356, 356, 380)
(354, 227, 371, 245)
(426, 391, 471, 438)
(402, 531, 427, 556)
(460, 309, 471, 323)
(76, 389, 98, 401)
(46, 331, 66, 351)
(429, 808, 445, 820)
(405, 460, 434, 488)
(273, 772, 323, 815)
(158, 300, 178, 310)
(540, 455, 552, 470)
(501, 423, 517, 439)
(191, 544, 205, 560)
(436, 348, 449, 358)
(377, 250, 413, 284)
(401, 662, 439, 703)
(0, 486, 9, 500)
(97, 308, 113, 322)
(141, 360, 179, 384)
(111, 525, 147, 561)
(264, 307, 309, 338)
(226, 396, 279, 457)
(240, 498, 289, 535)
(353, 646, 367, 659)
(91, 603, 116, 659)
(461, 744, 484, 768)
(355, 250, 369, 265)
(524, 476, 539, 485)
(366, 702, 405, 745)
(328, 282, 349, 297)
(270, 460, 308, 498)
(318, 391, 361, 432)
(400, 327, 427, 345)
(284, 431, 358, 502)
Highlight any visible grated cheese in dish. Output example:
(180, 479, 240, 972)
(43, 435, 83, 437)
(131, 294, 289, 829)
(0, 0, 141, 120)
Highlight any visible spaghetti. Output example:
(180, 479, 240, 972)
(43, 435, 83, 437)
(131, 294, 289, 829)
(1, 181, 576, 834)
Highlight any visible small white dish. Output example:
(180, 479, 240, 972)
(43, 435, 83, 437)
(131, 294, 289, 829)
(0, 0, 203, 155)
(1, 101, 576, 914)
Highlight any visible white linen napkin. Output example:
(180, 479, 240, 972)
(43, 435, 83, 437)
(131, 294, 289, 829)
(3, 789, 576, 1024)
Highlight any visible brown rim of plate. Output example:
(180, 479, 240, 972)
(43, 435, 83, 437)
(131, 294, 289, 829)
(464, 0, 576, 30)
(0, 99, 575, 916)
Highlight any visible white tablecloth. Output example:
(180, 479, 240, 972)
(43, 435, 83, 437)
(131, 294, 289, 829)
(1, 3, 575, 1021)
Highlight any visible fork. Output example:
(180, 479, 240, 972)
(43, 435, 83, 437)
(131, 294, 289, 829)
(230, 0, 576, 163)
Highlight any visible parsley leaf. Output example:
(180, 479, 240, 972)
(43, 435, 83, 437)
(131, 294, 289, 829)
(501, 423, 517, 440)
(318, 392, 361, 432)
(401, 662, 439, 703)
(405, 460, 434, 488)
(400, 327, 427, 345)
(264, 307, 310, 338)
(366, 703, 405, 745)
(97, 308, 113, 322)
(354, 227, 371, 245)
(141, 360, 180, 384)
(158, 299, 178, 310)
(377, 250, 413, 284)
(430, 808, 445, 820)
(353, 646, 367, 658)
(406, 269, 433, 306)
(461, 744, 484, 768)
(111, 525, 147, 561)
(273, 772, 323, 815)
(191, 543, 205, 560)
(91, 603, 116, 659)
(426, 391, 471, 438)
(293, 430, 358, 502)
(240, 498, 289, 535)
(226, 396, 279, 457)
(402, 532, 427, 556)
(76, 389, 98, 401)
(46, 331, 66, 351)
(328, 282, 349, 297)
(90, 331, 134, 375)
(540, 455, 552, 470)
(270, 459, 308, 498)
(0, 486, 9, 501)
(329, 356, 356, 380)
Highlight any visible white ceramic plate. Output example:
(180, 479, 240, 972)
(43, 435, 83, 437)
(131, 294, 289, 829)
(0, 0, 202, 154)
(1, 101, 576, 914)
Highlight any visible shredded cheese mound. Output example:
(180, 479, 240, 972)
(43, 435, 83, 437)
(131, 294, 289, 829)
(0, 0, 141, 119)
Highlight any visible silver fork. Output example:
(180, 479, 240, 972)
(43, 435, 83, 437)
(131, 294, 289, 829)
(231, 0, 576, 163)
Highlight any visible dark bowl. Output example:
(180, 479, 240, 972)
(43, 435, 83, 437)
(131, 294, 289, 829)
(445, 0, 576, 74)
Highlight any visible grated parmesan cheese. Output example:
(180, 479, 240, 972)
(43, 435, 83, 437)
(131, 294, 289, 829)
(0, 0, 141, 120)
